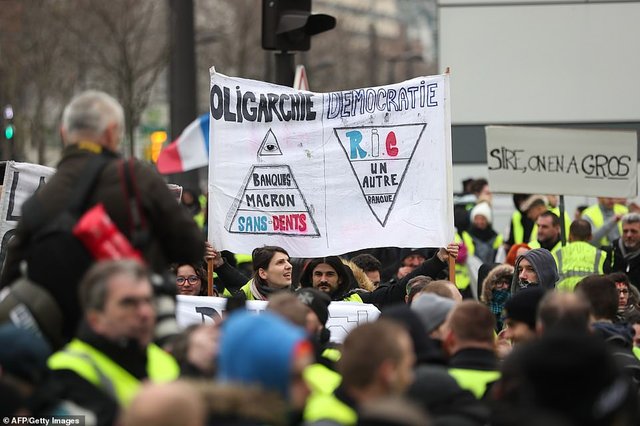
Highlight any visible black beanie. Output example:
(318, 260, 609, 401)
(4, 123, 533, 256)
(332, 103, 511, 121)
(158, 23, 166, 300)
(296, 288, 331, 326)
(504, 287, 546, 330)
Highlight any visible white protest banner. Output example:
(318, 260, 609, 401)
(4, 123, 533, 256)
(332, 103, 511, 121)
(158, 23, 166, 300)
(176, 295, 380, 343)
(208, 70, 454, 257)
(0, 161, 55, 265)
(486, 126, 638, 197)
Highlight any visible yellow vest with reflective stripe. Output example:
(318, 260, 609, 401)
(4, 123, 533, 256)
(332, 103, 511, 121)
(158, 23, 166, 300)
(582, 204, 628, 247)
(304, 390, 357, 425)
(554, 241, 605, 291)
(48, 339, 179, 407)
(448, 368, 501, 399)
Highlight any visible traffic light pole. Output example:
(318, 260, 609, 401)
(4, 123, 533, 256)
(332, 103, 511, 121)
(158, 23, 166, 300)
(275, 51, 295, 87)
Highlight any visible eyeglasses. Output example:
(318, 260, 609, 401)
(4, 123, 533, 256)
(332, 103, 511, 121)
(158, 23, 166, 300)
(618, 288, 629, 294)
(495, 280, 511, 288)
(176, 275, 200, 285)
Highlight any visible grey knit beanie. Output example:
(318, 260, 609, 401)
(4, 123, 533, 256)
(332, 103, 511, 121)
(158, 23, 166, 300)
(411, 293, 456, 334)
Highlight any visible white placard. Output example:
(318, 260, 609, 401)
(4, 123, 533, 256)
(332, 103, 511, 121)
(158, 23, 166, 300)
(208, 70, 453, 257)
(486, 126, 638, 197)
(0, 161, 55, 265)
(176, 295, 380, 343)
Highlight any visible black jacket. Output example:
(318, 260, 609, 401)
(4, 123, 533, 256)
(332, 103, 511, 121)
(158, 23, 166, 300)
(0, 144, 204, 338)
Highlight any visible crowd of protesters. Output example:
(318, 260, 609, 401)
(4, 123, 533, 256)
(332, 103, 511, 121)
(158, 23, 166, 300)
(1, 91, 640, 426)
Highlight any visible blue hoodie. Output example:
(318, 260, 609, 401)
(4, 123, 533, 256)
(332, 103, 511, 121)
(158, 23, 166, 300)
(217, 310, 306, 398)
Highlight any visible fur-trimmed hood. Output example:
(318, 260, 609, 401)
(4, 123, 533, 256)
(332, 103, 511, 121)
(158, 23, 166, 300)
(481, 264, 514, 304)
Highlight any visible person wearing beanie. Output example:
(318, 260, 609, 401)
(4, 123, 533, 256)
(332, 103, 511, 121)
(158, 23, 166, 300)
(460, 202, 503, 265)
(502, 287, 546, 346)
(0, 324, 51, 416)
(217, 310, 313, 413)
(510, 248, 559, 294)
(411, 293, 456, 340)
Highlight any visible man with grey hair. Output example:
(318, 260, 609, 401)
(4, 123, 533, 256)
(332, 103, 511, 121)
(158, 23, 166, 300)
(45, 260, 180, 422)
(0, 90, 204, 344)
(611, 212, 640, 288)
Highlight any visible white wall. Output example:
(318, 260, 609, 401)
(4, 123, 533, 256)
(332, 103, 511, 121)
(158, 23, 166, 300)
(439, 1, 640, 124)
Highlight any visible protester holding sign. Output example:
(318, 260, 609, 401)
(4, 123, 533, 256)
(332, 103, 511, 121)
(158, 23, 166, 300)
(229, 245, 293, 300)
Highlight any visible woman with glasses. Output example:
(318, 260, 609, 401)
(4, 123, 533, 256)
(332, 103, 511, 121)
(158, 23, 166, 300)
(172, 262, 209, 296)
(480, 264, 514, 332)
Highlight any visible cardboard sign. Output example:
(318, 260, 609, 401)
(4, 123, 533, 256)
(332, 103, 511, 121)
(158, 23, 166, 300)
(486, 126, 638, 197)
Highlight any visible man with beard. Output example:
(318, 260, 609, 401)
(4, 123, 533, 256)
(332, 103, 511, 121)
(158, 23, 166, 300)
(300, 245, 458, 308)
(611, 213, 640, 288)
(510, 248, 559, 294)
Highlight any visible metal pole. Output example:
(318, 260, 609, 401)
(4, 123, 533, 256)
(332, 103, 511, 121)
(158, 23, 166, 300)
(275, 51, 295, 86)
(559, 194, 567, 246)
(168, 0, 199, 190)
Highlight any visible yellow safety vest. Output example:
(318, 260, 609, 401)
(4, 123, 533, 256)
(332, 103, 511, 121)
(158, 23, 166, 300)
(304, 389, 357, 426)
(48, 339, 179, 407)
(511, 211, 534, 245)
(554, 241, 605, 291)
(304, 363, 342, 396)
(581, 204, 628, 247)
(528, 239, 562, 254)
(221, 280, 258, 300)
(448, 368, 501, 399)
(342, 293, 363, 303)
(461, 230, 504, 264)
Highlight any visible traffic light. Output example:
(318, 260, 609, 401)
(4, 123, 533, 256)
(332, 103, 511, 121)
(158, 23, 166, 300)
(262, 0, 336, 52)
(3, 105, 14, 141)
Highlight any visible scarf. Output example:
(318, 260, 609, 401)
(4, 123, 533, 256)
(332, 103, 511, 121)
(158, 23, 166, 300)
(249, 278, 290, 301)
(619, 239, 640, 263)
(490, 289, 510, 315)
(468, 225, 497, 242)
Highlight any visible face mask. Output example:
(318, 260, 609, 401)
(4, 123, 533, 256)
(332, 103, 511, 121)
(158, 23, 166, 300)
(492, 289, 510, 305)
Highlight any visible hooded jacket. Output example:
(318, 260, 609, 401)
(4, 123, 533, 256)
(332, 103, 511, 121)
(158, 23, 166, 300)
(510, 248, 559, 294)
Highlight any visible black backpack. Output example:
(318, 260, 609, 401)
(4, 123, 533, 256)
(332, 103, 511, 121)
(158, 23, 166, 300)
(22, 154, 113, 340)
